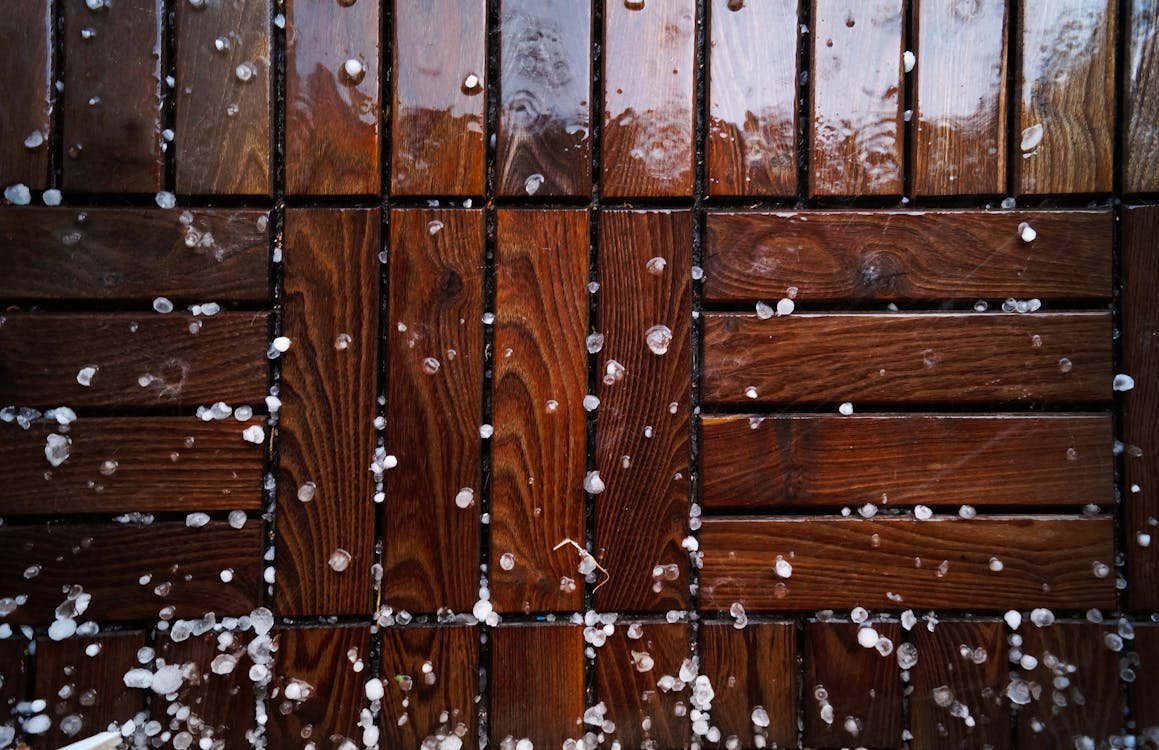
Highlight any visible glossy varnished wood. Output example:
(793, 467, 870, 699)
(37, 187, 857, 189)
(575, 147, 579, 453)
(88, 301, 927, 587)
(596, 623, 690, 749)
(0, 0, 52, 189)
(0, 639, 26, 738)
(1132, 625, 1159, 728)
(491, 625, 584, 748)
(154, 631, 255, 748)
(267, 626, 369, 747)
(1126, 1, 1159, 193)
(805, 622, 902, 748)
(379, 626, 478, 749)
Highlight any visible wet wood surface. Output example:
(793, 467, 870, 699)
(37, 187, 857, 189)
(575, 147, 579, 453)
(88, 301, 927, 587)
(0, 639, 26, 729)
(804, 622, 902, 748)
(379, 626, 478, 750)
(596, 623, 691, 749)
(1133, 625, 1159, 727)
(700, 622, 797, 749)
(153, 631, 255, 748)
(1127, 1, 1159, 193)
(0, 0, 52, 190)
(491, 625, 584, 749)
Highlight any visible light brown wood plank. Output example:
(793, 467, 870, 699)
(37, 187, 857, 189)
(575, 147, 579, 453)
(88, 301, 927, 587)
(491, 625, 584, 748)
(805, 622, 902, 748)
(1126, 1, 1159, 193)
(0, 0, 52, 190)
(153, 631, 255, 748)
(379, 626, 478, 749)
(597, 623, 690, 749)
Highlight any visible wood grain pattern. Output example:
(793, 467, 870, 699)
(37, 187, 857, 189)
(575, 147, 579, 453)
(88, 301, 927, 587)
(175, 0, 271, 195)
(597, 623, 690, 749)
(0, 0, 52, 190)
(913, 0, 1007, 195)
(0, 207, 270, 302)
(285, 0, 380, 196)
(491, 625, 584, 749)
(1132, 625, 1159, 729)
(595, 210, 691, 611)
(1016, 0, 1115, 195)
(0, 638, 28, 739)
(699, 516, 1116, 611)
(805, 622, 902, 748)
(700, 622, 797, 750)
(491, 210, 588, 613)
(277, 209, 378, 617)
(707, 0, 798, 196)
(379, 626, 478, 749)
(497, 0, 591, 198)
(1126, 1, 1159, 193)
(810, 0, 904, 197)
(602, 0, 696, 198)
(153, 631, 254, 748)
(62, 0, 163, 193)
(391, 0, 486, 196)
(700, 414, 1114, 510)
(702, 312, 1112, 405)
(383, 209, 483, 614)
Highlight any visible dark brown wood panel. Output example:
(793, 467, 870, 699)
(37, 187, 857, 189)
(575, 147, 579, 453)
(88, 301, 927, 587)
(707, 0, 798, 196)
(491, 625, 584, 748)
(383, 209, 483, 614)
(491, 210, 587, 613)
(1133, 625, 1159, 728)
(153, 631, 255, 748)
(285, 0, 380, 196)
(0, 312, 269, 409)
(596, 210, 691, 611)
(497, 0, 591, 198)
(597, 623, 690, 749)
(700, 622, 797, 750)
(699, 516, 1116, 611)
(1126, 1, 1159, 193)
(0, 207, 270, 302)
(602, 0, 695, 198)
(0, 0, 51, 190)
(701, 414, 1113, 510)
(268, 626, 369, 747)
(175, 0, 271, 195)
(379, 626, 478, 749)
(805, 622, 902, 748)
(1016, 0, 1115, 195)
(702, 312, 1112, 406)
(277, 209, 378, 617)
(703, 210, 1113, 303)
(0, 639, 28, 735)
(62, 0, 163, 193)
(391, 0, 486, 196)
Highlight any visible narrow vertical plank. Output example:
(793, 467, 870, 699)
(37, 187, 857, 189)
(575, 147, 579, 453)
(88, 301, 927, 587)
(384, 209, 483, 614)
(153, 632, 255, 747)
(602, 0, 696, 198)
(175, 0, 271, 195)
(285, 0, 380, 196)
(913, 0, 1007, 195)
(805, 622, 903, 748)
(707, 0, 798, 196)
(491, 625, 585, 748)
(0, 0, 51, 189)
(1016, 0, 1115, 195)
(1126, 1, 1159, 193)
(391, 0, 487, 196)
(379, 626, 478, 749)
(597, 623, 690, 749)
(268, 627, 370, 747)
(810, 0, 904, 197)
(700, 623, 797, 750)
(1132, 625, 1159, 729)
(278, 209, 378, 616)
(0, 639, 28, 741)
(491, 210, 588, 613)
(63, 0, 163, 193)
(595, 210, 691, 611)
(497, 0, 591, 198)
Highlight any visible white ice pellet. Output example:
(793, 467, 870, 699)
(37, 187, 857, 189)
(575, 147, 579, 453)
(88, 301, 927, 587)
(646, 256, 667, 275)
(1018, 222, 1037, 242)
(479, 424, 494, 439)
(914, 505, 932, 520)
(857, 627, 879, 648)
(4, 183, 31, 205)
(48, 617, 77, 641)
(524, 173, 545, 195)
(42, 188, 61, 206)
(151, 664, 184, 695)
(272, 336, 292, 352)
(342, 58, 364, 80)
(584, 470, 606, 494)
(1029, 607, 1054, 627)
(903, 50, 916, 72)
(1021, 124, 1044, 152)
(1114, 374, 1136, 392)
(124, 667, 153, 689)
(24, 131, 44, 149)
(1004, 610, 1022, 630)
(155, 191, 176, 209)
(242, 425, 265, 444)
(235, 63, 254, 82)
(645, 324, 673, 355)
(153, 296, 174, 313)
(586, 332, 605, 353)
(44, 433, 71, 467)
(776, 298, 795, 316)
(755, 301, 774, 320)
(838, 402, 853, 416)
(365, 677, 384, 701)
(454, 487, 474, 509)
(774, 556, 792, 578)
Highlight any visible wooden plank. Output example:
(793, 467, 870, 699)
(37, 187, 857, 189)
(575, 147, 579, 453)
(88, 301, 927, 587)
(703, 210, 1113, 303)
(602, 0, 695, 198)
(391, 0, 486, 196)
(810, 0, 904, 197)
(277, 209, 378, 617)
(1132, 625, 1159, 729)
(0, 312, 269, 410)
(497, 0, 591, 198)
(805, 622, 902, 748)
(62, 0, 163, 193)
(700, 414, 1114, 510)
(284, 0, 381, 196)
(597, 623, 690, 749)
(699, 516, 1116, 611)
(0, 639, 28, 737)
(491, 210, 588, 613)
(379, 626, 478, 749)
(0, 0, 52, 190)
(383, 209, 483, 614)
(1126, 1, 1159, 193)
(175, 0, 271, 195)
(702, 312, 1112, 406)
(491, 625, 584, 748)
(699, 622, 797, 750)
(595, 210, 691, 611)
(1015, 0, 1115, 195)
(910, 620, 1010, 749)
(153, 631, 254, 747)
(0, 207, 270, 302)
(707, 0, 798, 196)
(913, 0, 1007, 195)
(0, 522, 261, 624)
(267, 626, 369, 747)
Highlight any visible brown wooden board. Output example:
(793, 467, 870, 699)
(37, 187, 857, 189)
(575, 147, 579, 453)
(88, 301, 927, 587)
(707, 0, 798, 197)
(383, 209, 483, 614)
(153, 631, 254, 748)
(277, 209, 378, 617)
(805, 622, 902, 748)
(62, 0, 163, 193)
(700, 414, 1114, 510)
(379, 626, 478, 749)
(595, 210, 691, 612)
(1126, 1, 1159, 193)
(699, 516, 1116, 611)
(497, 0, 591, 198)
(703, 210, 1113, 303)
(702, 312, 1112, 406)
(284, 0, 380, 196)
(175, 0, 271, 196)
(602, 0, 696, 198)
(596, 623, 690, 749)
(0, 0, 52, 190)
(0, 522, 261, 624)
(0, 312, 269, 410)
(391, 0, 486, 196)
(491, 625, 584, 748)
(1015, 0, 1115, 195)
(0, 207, 270, 302)
(0, 639, 28, 738)
(1132, 625, 1159, 730)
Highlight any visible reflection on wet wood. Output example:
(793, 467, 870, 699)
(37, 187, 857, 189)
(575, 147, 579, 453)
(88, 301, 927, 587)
(1127, 1, 1159, 193)
(491, 625, 585, 749)
(596, 623, 691, 749)
(804, 622, 902, 748)
(700, 622, 797, 749)
(0, 0, 51, 190)
(379, 626, 478, 750)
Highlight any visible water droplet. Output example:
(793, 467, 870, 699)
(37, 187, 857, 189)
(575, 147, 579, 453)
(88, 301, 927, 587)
(235, 63, 254, 82)
(524, 173, 544, 195)
(461, 73, 483, 95)
(341, 58, 365, 85)
(422, 357, 441, 374)
(646, 256, 667, 275)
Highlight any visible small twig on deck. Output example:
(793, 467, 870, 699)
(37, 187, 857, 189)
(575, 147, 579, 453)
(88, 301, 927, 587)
(553, 538, 610, 593)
